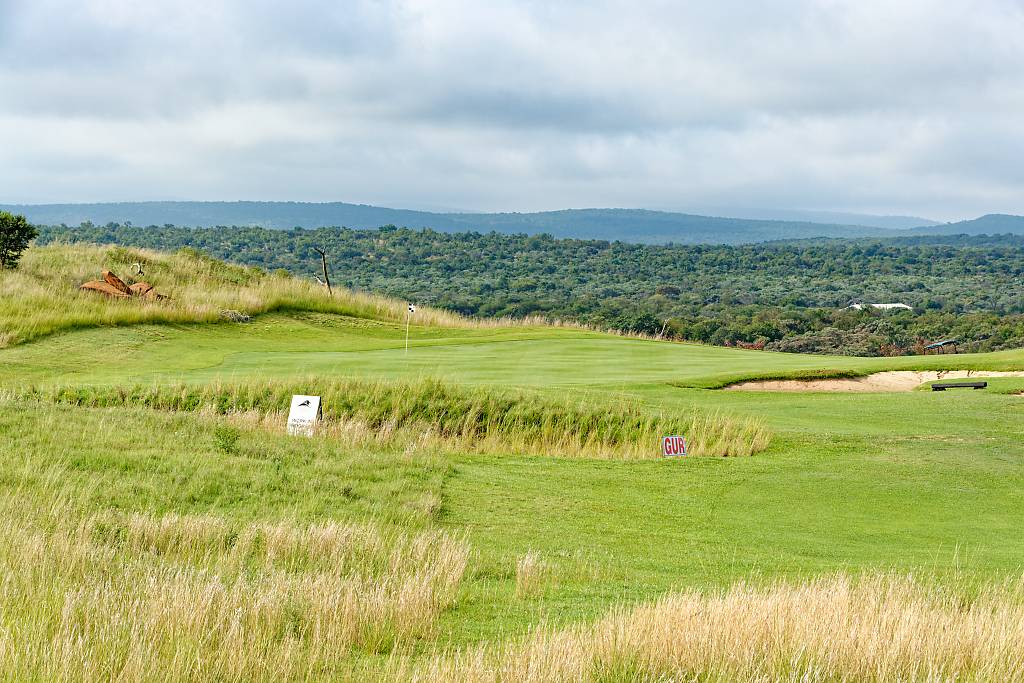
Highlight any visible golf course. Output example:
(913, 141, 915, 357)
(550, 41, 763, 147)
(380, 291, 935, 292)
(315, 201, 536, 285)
(3, 244, 1024, 680)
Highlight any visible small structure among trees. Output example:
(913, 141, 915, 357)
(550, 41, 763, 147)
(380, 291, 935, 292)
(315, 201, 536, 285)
(847, 302, 913, 311)
(924, 339, 959, 354)
(0, 211, 37, 269)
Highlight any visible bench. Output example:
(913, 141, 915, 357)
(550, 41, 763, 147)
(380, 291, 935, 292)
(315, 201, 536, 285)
(931, 381, 987, 391)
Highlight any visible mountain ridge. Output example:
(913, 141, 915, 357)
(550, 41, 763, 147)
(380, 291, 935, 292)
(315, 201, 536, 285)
(0, 200, 897, 244)
(3, 200, 1021, 244)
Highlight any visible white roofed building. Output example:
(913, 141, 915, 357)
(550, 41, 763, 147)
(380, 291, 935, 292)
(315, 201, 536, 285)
(847, 303, 913, 311)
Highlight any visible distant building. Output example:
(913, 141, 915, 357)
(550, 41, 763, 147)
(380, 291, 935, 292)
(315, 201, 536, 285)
(847, 302, 913, 311)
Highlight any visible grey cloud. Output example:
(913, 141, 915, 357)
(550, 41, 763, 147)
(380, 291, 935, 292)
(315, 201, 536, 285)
(0, 0, 1022, 219)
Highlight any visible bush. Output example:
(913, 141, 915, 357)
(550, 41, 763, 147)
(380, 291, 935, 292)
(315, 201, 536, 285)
(213, 425, 240, 454)
(0, 212, 37, 269)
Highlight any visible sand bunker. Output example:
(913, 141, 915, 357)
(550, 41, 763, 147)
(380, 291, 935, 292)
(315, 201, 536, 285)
(725, 370, 1024, 393)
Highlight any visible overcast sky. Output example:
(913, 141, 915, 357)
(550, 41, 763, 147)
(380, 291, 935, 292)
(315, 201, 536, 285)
(1, 0, 1022, 220)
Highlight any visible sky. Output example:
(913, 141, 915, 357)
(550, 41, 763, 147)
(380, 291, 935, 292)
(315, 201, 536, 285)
(0, 0, 1022, 220)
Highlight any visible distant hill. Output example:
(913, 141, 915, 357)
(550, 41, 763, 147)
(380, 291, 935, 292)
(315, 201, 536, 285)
(909, 214, 1024, 236)
(1, 201, 902, 245)
(676, 207, 940, 230)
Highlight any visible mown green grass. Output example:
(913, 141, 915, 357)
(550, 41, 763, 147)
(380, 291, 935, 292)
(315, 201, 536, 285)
(5, 311, 1024, 389)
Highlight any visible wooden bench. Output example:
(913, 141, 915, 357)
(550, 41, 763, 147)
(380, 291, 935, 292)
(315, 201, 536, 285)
(931, 381, 987, 391)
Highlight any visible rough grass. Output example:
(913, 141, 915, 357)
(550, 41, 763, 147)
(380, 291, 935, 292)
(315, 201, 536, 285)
(0, 243, 496, 347)
(412, 573, 1024, 682)
(514, 551, 555, 598)
(0, 492, 469, 681)
(14, 377, 771, 458)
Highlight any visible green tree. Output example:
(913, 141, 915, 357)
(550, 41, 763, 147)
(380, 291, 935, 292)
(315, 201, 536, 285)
(0, 212, 37, 269)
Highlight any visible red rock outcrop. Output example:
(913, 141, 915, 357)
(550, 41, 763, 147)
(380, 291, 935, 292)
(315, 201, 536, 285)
(80, 271, 168, 301)
(79, 280, 132, 298)
(102, 270, 132, 295)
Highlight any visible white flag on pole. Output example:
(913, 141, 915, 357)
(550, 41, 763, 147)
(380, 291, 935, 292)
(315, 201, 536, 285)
(405, 304, 416, 353)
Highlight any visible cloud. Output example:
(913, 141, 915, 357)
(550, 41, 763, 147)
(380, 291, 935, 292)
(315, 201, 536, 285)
(0, 0, 1021, 219)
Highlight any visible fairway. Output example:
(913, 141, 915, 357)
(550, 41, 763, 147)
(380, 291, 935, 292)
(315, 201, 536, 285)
(3, 305, 1024, 678)
(4, 312, 1024, 579)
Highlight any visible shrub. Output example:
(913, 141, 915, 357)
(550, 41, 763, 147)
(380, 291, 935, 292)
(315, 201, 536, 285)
(0, 211, 37, 269)
(213, 425, 241, 454)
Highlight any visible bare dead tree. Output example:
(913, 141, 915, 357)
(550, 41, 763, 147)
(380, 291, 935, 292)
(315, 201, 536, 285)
(312, 247, 332, 296)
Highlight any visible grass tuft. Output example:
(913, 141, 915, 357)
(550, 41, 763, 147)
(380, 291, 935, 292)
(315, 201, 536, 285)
(514, 551, 554, 598)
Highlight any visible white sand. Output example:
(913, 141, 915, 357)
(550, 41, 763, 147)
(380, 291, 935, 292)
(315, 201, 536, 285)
(724, 370, 1024, 393)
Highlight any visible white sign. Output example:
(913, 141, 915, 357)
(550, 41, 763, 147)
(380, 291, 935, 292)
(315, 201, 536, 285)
(287, 395, 322, 436)
(662, 435, 687, 457)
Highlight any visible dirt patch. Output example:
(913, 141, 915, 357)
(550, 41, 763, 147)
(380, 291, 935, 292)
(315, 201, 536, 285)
(725, 370, 1024, 393)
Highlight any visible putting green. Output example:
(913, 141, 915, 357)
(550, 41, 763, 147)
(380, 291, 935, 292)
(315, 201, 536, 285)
(5, 312, 1024, 389)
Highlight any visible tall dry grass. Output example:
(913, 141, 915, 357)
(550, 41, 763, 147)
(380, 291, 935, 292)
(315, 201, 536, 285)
(20, 377, 771, 457)
(0, 243, 500, 347)
(514, 551, 554, 599)
(412, 573, 1024, 682)
(0, 495, 469, 681)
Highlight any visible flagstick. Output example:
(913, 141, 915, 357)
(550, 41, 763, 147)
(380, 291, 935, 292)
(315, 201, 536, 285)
(405, 310, 411, 354)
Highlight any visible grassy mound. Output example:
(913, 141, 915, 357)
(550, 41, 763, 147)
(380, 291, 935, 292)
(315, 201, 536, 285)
(0, 243, 481, 347)
(18, 378, 771, 457)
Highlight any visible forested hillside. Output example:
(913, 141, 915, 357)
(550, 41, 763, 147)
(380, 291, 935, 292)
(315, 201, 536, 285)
(37, 224, 1024, 356)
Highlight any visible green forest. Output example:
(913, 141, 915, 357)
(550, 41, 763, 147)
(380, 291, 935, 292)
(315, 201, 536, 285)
(37, 223, 1024, 356)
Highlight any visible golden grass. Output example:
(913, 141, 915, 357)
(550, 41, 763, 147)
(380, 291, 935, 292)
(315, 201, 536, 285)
(0, 243, 506, 347)
(514, 551, 554, 599)
(411, 573, 1024, 682)
(0, 495, 469, 681)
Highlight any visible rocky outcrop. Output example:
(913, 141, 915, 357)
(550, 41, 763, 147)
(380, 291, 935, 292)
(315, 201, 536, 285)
(79, 280, 132, 298)
(102, 270, 132, 295)
(80, 271, 168, 301)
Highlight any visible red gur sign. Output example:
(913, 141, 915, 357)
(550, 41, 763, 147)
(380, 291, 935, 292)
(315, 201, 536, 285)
(662, 435, 687, 457)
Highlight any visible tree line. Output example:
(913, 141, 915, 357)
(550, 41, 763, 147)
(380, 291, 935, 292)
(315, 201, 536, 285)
(36, 222, 1024, 356)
